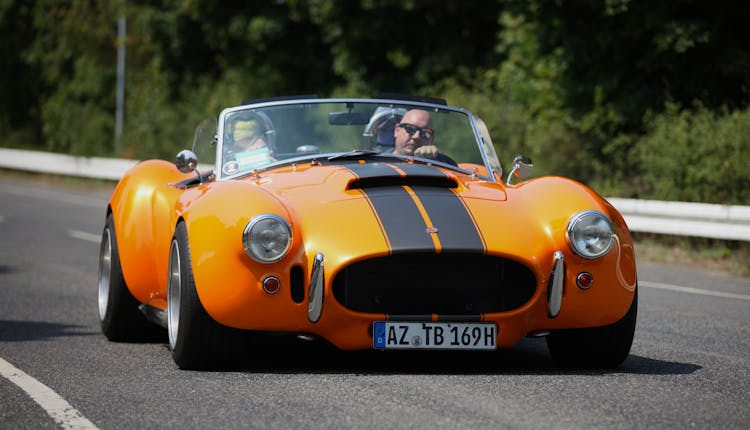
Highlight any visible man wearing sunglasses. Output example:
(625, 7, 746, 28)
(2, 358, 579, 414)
(392, 109, 457, 166)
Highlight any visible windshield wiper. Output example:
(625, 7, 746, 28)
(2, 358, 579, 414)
(327, 150, 393, 161)
(326, 150, 464, 171)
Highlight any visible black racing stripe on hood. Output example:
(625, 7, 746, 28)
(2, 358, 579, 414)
(345, 162, 402, 179)
(363, 187, 435, 253)
(410, 185, 486, 253)
(345, 163, 435, 253)
(395, 163, 452, 178)
(345, 163, 485, 254)
(345, 162, 457, 190)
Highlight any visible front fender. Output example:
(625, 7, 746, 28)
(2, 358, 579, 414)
(178, 180, 308, 328)
(109, 160, 194, 305)
(501, 176, 637, 327)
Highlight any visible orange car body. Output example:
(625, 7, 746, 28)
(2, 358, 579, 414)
(100, 98, 636, 368)
(109, 157, 636, 351)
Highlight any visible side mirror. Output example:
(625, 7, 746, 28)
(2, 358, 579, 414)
(506, 155, 533, 185)
(175, 149, 198, 174)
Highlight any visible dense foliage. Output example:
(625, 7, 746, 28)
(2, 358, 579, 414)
(1, 0, 748, 203)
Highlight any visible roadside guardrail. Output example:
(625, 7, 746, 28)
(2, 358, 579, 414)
(0, 147, 139, 181)
(606, 198, 750, 241)
(1, 147, 748, 241)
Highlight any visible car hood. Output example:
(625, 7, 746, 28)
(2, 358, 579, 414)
(248, 162, 542, 268)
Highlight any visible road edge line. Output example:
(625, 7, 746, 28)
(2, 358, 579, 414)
(641, 281, 750, 301)
(0, 357, 99, 429)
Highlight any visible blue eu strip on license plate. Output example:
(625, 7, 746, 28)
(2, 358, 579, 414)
(373, 321, 497, 350)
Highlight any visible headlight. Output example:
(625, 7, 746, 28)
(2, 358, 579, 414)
(567, 210, 615, 259)
(243, 214, 292, 263)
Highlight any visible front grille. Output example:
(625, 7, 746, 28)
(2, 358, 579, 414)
(332, 253, 536, 315)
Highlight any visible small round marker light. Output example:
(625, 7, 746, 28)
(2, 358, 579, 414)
(263, 276, 281, 294)
(576, 272, 594, 290)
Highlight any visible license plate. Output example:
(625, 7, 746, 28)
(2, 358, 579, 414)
(373, 321, 497, 350)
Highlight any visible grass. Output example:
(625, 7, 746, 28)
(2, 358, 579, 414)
(633, 233, 750, 277)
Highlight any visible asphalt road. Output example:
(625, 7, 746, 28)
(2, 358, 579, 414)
(1, 173, 749, 429)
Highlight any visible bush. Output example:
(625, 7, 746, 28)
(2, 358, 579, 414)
(634, 102, 750, 204)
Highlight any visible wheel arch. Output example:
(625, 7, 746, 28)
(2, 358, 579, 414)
(108, 160, 196, 306)
(175, 180, 303, 326)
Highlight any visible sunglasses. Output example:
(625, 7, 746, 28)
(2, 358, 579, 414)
(398, 123, 434, 140)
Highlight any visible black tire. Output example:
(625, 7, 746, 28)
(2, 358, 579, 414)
(98, 213, 158, 341)
(168, 221, 248, 370)
(546, 289, 638, 368)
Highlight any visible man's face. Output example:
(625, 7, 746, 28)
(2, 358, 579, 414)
(393, 110, 434, 155)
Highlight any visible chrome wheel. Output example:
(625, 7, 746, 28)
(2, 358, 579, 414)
(167, 239, 181, 350)
(169, 221, 249, 369)
(99, 213, 157, 341)
(97, 228, 112, 321)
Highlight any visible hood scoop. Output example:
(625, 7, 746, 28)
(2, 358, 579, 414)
(345, 162, 458, 190)
(348, 175, 457, 190)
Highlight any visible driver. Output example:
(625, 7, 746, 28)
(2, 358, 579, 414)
(392, 109, 456, 165)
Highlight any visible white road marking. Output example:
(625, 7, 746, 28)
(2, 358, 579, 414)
(641, 280, 750, 301)
(0, 357, 99, 429)
(68, 230, 101, 243)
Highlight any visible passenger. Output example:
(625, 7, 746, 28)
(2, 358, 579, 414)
(230, 118, 269, 153)
(223, 115, 275, 175)
(392, 109, 456, 165)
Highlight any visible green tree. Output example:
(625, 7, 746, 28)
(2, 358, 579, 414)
(0, 1, 42, 147)
(27, 0, 118, 156)
(635, 103, 750, 204)
(504, 0, 750, 130)
(291, 0, 503, 95)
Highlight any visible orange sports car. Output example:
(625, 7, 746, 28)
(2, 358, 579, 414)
(98, 96, 637, 369)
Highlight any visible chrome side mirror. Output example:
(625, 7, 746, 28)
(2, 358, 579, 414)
(506, 155, 533, 185)
(175, 150, 198, 174)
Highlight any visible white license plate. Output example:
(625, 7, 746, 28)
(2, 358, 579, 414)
(373, 321, 497, 350)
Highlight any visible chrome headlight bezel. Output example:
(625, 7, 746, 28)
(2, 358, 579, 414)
(566, 210, 615, 259)
(242, 214, 292, 263)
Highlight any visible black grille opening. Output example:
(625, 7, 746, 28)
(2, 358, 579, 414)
(332, 253, 536, 315)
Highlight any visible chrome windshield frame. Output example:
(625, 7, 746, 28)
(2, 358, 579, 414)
(215, 98, 502, 182)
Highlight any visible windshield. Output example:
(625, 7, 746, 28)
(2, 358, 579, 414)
(212, 99, 499, 180)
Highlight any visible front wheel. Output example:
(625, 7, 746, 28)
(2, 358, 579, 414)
(98, 213, 157, 341)
(167, 221, 248, 369)
(546, 289, 638, 368)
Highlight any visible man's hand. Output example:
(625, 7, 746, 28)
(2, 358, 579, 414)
(414, 145, 439, 159)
